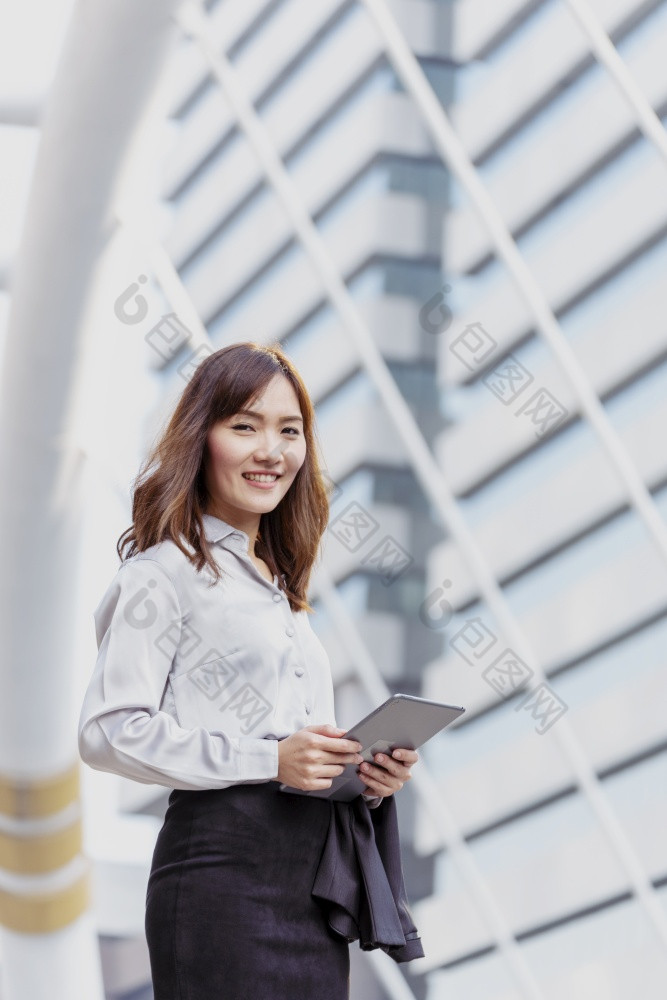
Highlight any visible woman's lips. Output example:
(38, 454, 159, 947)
(242, 474, 280, 490)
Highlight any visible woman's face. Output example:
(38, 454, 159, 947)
(203, 374, 307, 527)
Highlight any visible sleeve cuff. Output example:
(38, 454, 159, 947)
(237, 736, 280, 781)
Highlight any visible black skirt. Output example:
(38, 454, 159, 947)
(144, 780, 350, 1000)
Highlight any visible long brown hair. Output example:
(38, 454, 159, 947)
(117, 342, 331, 613)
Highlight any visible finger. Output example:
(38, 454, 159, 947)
(325, 752, 363, 766)
(318, 763, 351, 776)
(371, 753, 410, 777)
(359, 762, 403, 788)
(306, 724, 345, 736)
(359, 768, 401, 794)
(320, 735, 363, 755)
(390, 748, 418, 765)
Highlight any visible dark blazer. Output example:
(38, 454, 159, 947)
(311, 792, 425, 963)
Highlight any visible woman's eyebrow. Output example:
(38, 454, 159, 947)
(234, 408, 303, 423)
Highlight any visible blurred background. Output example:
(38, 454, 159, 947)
(1, 0, 667, 997)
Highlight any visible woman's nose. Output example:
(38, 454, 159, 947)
(254, 439, 289, 462)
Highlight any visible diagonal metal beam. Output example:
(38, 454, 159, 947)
(113, 201, 211, 352)
(563, 0, 667, 168)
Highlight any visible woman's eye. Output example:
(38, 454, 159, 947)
(231, 423, 299, 435)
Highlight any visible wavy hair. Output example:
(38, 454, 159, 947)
(117, 341, 331, 613)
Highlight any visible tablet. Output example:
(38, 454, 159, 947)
(278, 693, 465, 802)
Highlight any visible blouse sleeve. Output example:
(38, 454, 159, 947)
(78, 558, 279, 790)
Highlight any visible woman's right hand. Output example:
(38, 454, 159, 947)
(276, 723, 363, 791)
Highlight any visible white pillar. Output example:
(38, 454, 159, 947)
(0, 1, 181, 997)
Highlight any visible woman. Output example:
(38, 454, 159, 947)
(78, 341, 419, 999)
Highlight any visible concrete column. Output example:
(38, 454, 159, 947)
(0, 1, 181, 996)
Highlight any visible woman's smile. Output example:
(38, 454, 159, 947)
(242, 472, 280, 489)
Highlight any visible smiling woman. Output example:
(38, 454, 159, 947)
(114, 341, 329, 614)
(202, 373, 308, 559)
(77, 341, 421, 1000)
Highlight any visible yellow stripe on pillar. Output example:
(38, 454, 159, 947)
(0, 763, 80, 819)
(0, 868, 91, 934)
(0, 818, 83, 874)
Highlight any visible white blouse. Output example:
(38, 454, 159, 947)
(78, 513, 381, 806)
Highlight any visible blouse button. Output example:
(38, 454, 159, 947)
(305, 705, 311, 715)
(272, 592, 282, 602)
(285, 626, 295, 637)
(294, 667, 304, 677)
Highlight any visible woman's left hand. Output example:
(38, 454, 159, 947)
(357, 747, 419, 798)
